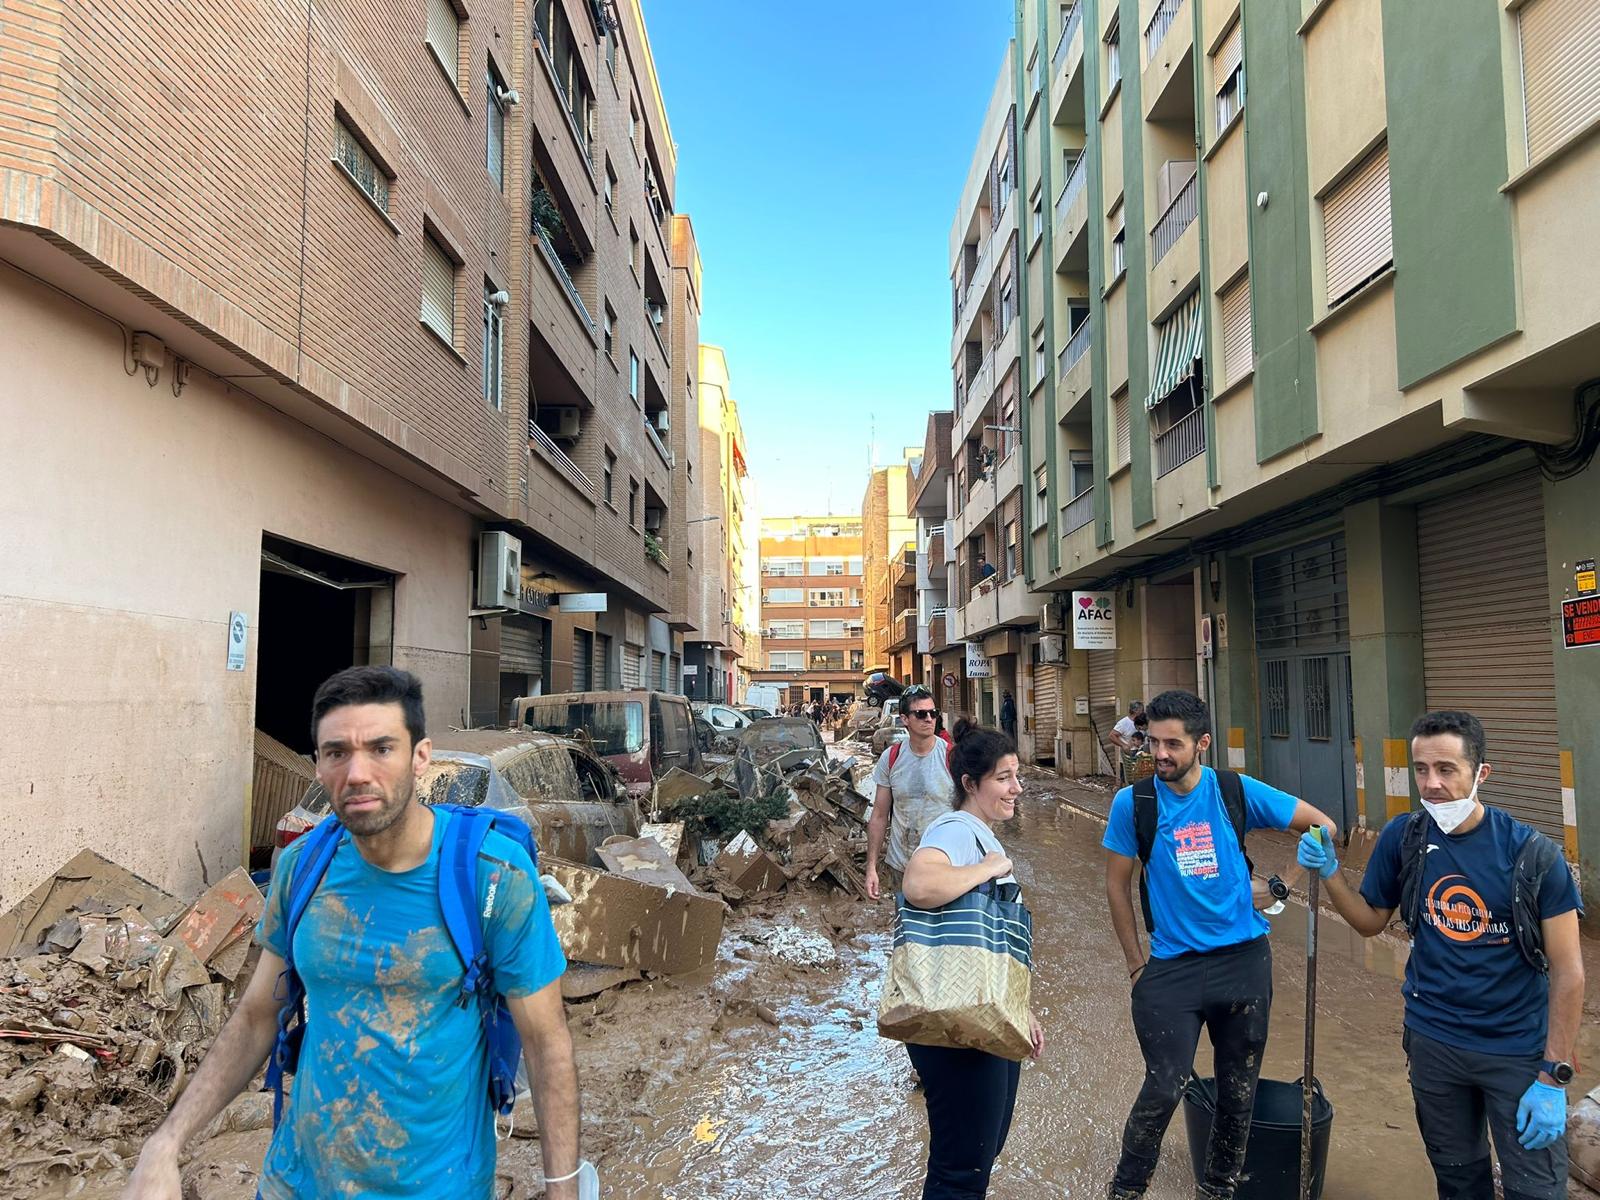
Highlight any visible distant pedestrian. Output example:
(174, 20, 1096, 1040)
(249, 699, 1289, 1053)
(999, 690, 1017, 744)
(901, 720, 1043, 1198)
(1298, 709, 1584, 1200)
(1102, 689, 1334, 1200)
(1110, 700, 1145, 782)
(122, 667, 583, 1200)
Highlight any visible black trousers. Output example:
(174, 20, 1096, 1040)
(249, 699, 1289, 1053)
(1112, 935, 1273, 1197)
(1404, 1028, 1567, 1200)
(907, 1042, 1022, 1200)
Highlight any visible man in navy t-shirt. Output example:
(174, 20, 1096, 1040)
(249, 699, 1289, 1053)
(1103, 690, 1335, 1200)
(1299, 710, 1584, 1200)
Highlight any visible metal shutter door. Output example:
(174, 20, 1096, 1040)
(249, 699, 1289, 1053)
(1418, 469, 1561, 835)
(1519, 0, 1600, 163)
(500, 617, 544, 676)
(571, 630, 592, 691)
(1323, 145, 1392, 305)
(1088, 649, 1116, 705)
(620, 645, 642, 689)
(421, 235, 455, 340)
(1033, 662, 1060, 745)
(1220, 273, 1252, 387)
(651, 651, 666, 691)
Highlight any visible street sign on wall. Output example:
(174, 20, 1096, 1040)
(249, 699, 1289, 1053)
(965, 643, 993, 678)
(1070, 591, 1117, 650)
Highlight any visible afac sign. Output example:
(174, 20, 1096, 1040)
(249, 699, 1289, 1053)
(1071, 591, 1117, 650)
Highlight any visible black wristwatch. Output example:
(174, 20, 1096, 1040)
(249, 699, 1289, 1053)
(1541, 1059, 1575, 1085)
(1267, 875, 1290, 902)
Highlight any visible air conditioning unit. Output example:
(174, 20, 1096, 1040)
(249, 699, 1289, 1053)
(1039, 634, 1066, 663)
(647, 301, 665, 326)
(551, 407, 581, 440)
(1040, 598, 1067, 632)
(643, 509, 663, 532)
(476, 530, 521, 609)
(652, 408, 670, 434)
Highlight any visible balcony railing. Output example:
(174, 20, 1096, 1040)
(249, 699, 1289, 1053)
(1155, 405, 1206, 477)
(1062, 486, 1094, 534)
(536, 229, 595, 332)
(528, 418, 594, 493)
(965, 345, 996, 409)
(1149, 173, 1198, 266)
(1145, 0, 1182, 61)
(643, 418, 673, 467)
(1059, 316, 1092, 379)
(1054, 4, 1082, 72)
(1054, 152, 1087, 225)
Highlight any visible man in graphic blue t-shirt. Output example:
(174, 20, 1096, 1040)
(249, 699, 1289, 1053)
(123, 667, 583, 1199)
(1102, 690, 1335, 1200)
(1299, 710, 1584, 1200)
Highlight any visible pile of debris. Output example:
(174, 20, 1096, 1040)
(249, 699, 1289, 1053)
(0, 852, 263, 1190)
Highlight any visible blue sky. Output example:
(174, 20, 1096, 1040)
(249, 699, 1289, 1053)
(647, 1, 1015, 519)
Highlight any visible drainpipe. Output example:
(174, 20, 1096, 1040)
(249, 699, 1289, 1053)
(1194, 0, 1219, 492)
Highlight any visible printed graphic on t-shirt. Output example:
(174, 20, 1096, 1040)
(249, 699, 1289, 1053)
(1423, 871, 1511, 946)
(1173, 820, 1219, 878)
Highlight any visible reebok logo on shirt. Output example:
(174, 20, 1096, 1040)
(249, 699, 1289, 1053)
(1174, 821, 1219, 879)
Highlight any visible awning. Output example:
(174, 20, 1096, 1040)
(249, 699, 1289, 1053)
(1145, 291, 1204, 410)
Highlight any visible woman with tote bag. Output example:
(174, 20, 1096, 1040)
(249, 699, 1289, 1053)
(887, 720, 1044, 1199)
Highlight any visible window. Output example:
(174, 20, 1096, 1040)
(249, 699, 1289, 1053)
(334, 118, 390, 212)
(628, 478, 639, 527)
(481, 282, 503, 407)
(808, 557, 845, 576)
(996, 149, 1013, 212)
(604, 159, 616, 215)
(764, 587, 804, 604)
(1113, 388, 1131, 468)
(1000, 394, 1018, 459)
(845, 619, 865, 639)
(768, 620, 804, 640)
(604, 449, 616, 504)
(1033, 333, 1047, 384)
(629, 223, 640, 276)
(421, 233, 456, 344)
(1323, 144, 1393, 306)
(1034, 465, 1049, 529)
(534, 0, 593, 155)
(998, 279, 1015, 335)
(603, 303, 615, 357)
(763, 557, 804, 576)
(605, 27, 617, 74)
(486, 64, 507, 190)
(810, 619, 846, 638)
(810, 650, 846, 671)
(686, 548, 694, 569)
(1110, 202, 1126, 279)
(1030, 192, 1043, 241)
(808, 588, 846, 607)
(1219, 273, 1252, 386)
(629, 350, 640, 401)
(768, 651, 804, 670)
(1213, 20, 1244, 132)
(628, 99, 638, 155)
(426, 0, 460, 84)
(1518, 0, 1600, 163)
(847, 557, 863, 575)
(1004, 520, 1019, 577)
(1104, 14, 1122, 93)
(849, 649, 865, 672)
(1068, 450, 1094, 497)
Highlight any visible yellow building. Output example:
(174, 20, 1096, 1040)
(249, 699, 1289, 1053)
(861, 451, 921, 676)
(686, 345, 752, 701)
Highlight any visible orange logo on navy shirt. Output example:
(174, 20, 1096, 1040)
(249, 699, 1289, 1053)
(1423, 874, 1511, 945)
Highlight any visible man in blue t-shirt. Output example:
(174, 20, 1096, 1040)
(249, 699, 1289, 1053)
(1298, 710, 1584, 1200)
(123, 667, 583, 1200)
(1102, 690, 1335, 1200)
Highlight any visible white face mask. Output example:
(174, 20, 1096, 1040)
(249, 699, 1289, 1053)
(1421, 772, 1483, 834)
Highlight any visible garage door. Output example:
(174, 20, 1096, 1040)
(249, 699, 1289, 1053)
(620, 644, 643, 689)
(1033, 661, 1060, 759)
(1418, 469, 1560, 836)
(500, 616, 544, 677)
(1087, 650, 1115, 706)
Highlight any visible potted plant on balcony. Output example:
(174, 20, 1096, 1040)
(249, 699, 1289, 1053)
(531, 186, 565, 241)
(643, 530, 666, 566)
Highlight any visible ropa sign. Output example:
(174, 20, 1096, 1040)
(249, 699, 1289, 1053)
(1071, 591, 1117, 650)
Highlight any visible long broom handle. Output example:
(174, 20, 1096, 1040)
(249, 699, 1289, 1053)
(1300, 825, 1327, 1200)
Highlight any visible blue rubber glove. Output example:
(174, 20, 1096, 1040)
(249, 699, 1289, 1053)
(1516, 1080, 1566, 1150)
(1296, 827, 1338, 879)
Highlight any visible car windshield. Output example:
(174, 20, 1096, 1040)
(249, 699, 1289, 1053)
(520, 700, 645, 756)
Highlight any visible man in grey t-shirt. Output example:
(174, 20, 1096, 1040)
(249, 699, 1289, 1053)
(865, 686, 954, 900)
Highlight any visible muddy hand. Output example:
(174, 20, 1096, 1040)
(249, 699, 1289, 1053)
(121, 1147, 181, 1199)
(981, 851, 1013, 881)
(865, 863, 881, 901)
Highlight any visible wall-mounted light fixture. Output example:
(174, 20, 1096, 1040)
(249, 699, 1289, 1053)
(1209, 557, 1222, 603)
(1124, 583, 1136, 609)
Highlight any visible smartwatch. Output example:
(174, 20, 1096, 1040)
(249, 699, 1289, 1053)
(1267, 875, 1290, 902)
(1541, 1059, 1575, 1086)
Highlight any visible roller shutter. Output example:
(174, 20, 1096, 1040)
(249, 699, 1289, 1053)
(1518, 0, 1600, 164)
(1220, 273, 1252, 387)
(500, 617, 544, 677)
(1033, 661, 1060, 750)
(1087, 649, 1116, 706)
(571, 629, 593, 691)
(1417, 469, 1561, 836)
(620, 644, 643, 689)
(1323, 145, 1392, 306)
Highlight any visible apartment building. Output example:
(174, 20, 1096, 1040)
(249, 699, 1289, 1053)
(909, 412, 960, 714)
(972, 0, 1600, 904)
(862, 451, 921, 675)
(686, 344, 752, 702)
(0, 0, 700, 902)
(752, 518, 866, 705)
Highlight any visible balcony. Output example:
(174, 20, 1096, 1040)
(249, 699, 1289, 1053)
(1062, 485, 1094, 534)
(1150, 172, 1197, 267)
(890, 608, 918, 650)
(928, 610, 951, 654)
(528, 417, 594, 495)
(1058, 316, 1092, 380)
(1055, 153, 1088, 226)
(643, 417, 673, 467)
(928, 526, 947, 578)
(1054, 4, 1083, 72)
(1154, 405, 1206, 477)
(536, 229, 595, 332)
(1144, 0, 1182, 62)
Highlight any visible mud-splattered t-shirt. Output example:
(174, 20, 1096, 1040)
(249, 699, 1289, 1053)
(255, 810, 565, 1199)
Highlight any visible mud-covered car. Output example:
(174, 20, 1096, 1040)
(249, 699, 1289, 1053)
(274, 730, 633, 866)
(512, 691, 702, 799)
(735, 717, 827, 771)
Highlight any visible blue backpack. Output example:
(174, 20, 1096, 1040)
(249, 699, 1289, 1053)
(263, 804, 537, 1126)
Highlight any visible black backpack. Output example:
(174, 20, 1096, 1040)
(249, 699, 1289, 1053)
(1132, 769, 1251, 935)
(1396, 810, 1562, 974)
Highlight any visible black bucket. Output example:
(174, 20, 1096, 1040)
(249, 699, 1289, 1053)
(1182, 1075, 1334, 1200)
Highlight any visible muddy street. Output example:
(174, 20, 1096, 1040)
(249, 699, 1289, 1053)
(571, 778, 1599, 1200)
